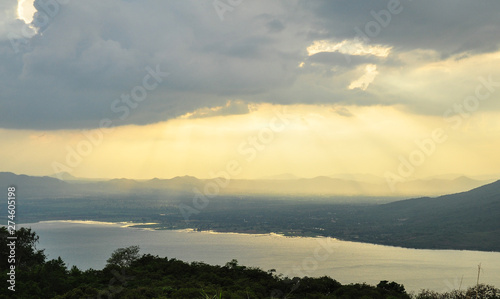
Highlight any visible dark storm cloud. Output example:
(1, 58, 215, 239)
(0, 0, 499, 130)
(266, 19, 285, 33)
(302, 0, 500, 56)
(0, 0, 302, 129)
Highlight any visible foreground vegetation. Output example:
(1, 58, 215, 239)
(2, 227, 499, 298)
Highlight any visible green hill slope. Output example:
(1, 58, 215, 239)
(359, 180, 500, 250)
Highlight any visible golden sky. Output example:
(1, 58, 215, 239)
(2, 0, 500, 181)
(2, 101, 500, 180)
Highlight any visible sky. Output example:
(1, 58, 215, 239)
(1, 0, 500, 181)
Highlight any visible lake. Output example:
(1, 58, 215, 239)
(22, 220, 500, 293)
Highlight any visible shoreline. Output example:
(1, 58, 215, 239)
(15, 220, 500, 292)
(18, 219, 500, 254)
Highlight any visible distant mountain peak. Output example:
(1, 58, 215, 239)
(109, 178, 137, 182)
(452, 175, 475, 182)
(260, 173, 300, 180)
(50, 172, 79, 181)
(171, 175, 199, 181)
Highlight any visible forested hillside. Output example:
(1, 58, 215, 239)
(1, 227, 499, 298)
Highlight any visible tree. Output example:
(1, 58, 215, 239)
(39, 257, 71, 296)
(106, 245, 140, 268)
(0, 227, 46, 270)
(377, 280, 407, 294)
(224, 259, 241, 270)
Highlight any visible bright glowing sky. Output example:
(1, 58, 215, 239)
(1, 0, 500, 180)
(17, 0, 35, 23)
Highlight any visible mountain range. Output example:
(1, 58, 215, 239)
(1, 171, 499, 251)
(0, 172, 495, 200)
(357, 179, 500, 250)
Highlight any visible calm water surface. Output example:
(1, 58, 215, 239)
(22, 221, 500, 292)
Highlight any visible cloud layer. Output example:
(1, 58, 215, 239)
(1, 0, 500, 130)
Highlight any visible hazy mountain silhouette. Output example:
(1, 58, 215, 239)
(49, 172, 79, 181)
(219, 175, 489, 197)
(3, 172, 499, 250)
(259, 173, 300, 180)
(0, 172, 494, 199)
(360, 180, 500, 250)
(329, 173, 385, 183)
(0, 172, 73, 198)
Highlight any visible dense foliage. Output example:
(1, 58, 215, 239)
(1, 227, 499, 298)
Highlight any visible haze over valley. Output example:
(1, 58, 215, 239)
(2, 0, 500, 297)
